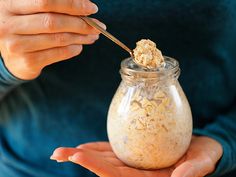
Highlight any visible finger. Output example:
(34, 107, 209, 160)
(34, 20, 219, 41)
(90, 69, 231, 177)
(77, 142, 113, 152)
(28, 44, 83, 69)
(171, 161, 196, 177)
(106, 157, 126, 166)
(50, 147, 81, 162)
(171, 158, 215, 177)
(51, 145, 115, 162)
(6, 0, 98, 16)
(68, 149, 119, 177)
(8, 33, 99, 53)
(140, 168, 173, 177)
(10, 14, 106, 35)
(100, 151, 117, 158)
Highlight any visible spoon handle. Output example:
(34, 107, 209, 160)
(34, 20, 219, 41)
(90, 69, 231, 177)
(80, 16, 133, 56)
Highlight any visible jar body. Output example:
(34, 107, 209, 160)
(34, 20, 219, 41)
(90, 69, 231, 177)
(107, 76, 192, 169)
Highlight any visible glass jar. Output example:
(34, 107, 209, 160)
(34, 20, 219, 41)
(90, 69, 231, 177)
(107, 57, 192, 169)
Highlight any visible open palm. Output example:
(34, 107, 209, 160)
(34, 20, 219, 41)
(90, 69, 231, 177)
(51, 136, 222, 177)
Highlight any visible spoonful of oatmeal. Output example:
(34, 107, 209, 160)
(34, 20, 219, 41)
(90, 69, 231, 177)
(133, 39, 165, 69)
(81, 17, 165, 69)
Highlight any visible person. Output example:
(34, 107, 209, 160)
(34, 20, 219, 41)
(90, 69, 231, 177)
(0, 0, 235, 177)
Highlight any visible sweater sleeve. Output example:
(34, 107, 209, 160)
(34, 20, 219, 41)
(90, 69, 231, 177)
(0, 56, 26, 100)
(192, 2, 236, 176)
(193, 104, 236, 177)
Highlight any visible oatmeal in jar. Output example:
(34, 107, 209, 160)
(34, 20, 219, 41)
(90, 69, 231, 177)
(107, 52, 192, 169)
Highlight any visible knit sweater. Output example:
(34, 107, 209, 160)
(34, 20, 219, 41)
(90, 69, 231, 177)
(0, 1, 236, 176)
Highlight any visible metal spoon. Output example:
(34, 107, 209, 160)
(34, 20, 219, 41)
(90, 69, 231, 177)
(80, 16, 134, 57)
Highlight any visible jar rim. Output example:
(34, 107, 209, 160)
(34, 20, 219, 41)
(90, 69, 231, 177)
(120, 56, 180, 80)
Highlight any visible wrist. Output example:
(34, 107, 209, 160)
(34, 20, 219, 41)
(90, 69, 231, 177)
(0, 56, 26, 82)
(1, 54, 40, 80)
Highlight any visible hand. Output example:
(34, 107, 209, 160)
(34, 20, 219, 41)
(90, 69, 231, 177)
(51, 136, 223, 177)
(0, 0, 105, 80)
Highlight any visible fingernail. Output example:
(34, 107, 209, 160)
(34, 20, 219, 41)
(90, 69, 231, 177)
(92, 34, 99, 40)
(70, 45, 82, 53)
(89, 3, 98, 13)
(50, 155, 56, 160)
(182, 170, 193, 177)
(68, 156, 73, 161)
(100, 23, 107, 30)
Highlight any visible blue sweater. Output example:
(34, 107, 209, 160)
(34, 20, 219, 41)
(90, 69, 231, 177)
(0, 1, 236, 177)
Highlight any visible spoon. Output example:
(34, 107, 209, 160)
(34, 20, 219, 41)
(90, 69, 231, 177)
(80, 16, 134, 57)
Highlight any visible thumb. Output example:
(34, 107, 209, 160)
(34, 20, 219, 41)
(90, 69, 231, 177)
(171, 158, 215, 177)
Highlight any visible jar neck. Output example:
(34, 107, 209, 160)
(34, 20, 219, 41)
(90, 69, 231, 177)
(120, 57, 180, 85)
